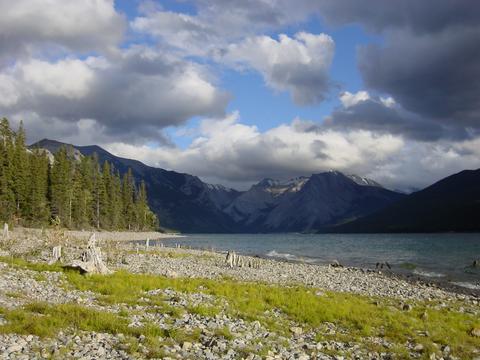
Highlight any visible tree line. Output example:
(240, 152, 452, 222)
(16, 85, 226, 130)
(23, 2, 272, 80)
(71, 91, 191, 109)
(0, 118, 158, 230)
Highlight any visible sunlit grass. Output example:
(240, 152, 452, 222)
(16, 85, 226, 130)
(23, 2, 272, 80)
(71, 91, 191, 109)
(1, 256, 479, 358)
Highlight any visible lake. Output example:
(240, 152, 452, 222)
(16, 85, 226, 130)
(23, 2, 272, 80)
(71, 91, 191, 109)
(152, 233, 480, 290)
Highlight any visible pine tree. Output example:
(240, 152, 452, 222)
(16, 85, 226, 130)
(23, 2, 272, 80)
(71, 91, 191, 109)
(122, 169, 135, 230)
(27, 150, 50, 224)
(12, 121, 30, 219)
(0, 117, 159, 230)
(50, 146, 74, 227)
(0, 118, 16, 222)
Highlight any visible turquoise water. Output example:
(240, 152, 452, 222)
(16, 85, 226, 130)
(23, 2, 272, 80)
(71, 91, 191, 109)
(155, 233, 480, 289)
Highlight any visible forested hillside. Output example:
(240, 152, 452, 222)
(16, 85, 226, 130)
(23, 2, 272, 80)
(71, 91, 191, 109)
(0, 118, 158, 230)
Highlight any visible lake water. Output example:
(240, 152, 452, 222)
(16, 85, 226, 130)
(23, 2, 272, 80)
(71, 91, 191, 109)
(153, 233, 480, 290)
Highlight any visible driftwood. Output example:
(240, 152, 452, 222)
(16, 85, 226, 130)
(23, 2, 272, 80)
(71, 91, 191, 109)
(225, 251, 260, 269)
(71, 233, 111, 274)
(48, 245, 62, 264)
(330, 260, 343, 268)
(2, 223, 8, 239)
(376, 262, 392, 270)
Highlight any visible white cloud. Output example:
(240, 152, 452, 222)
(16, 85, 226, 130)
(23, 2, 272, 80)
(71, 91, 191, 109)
(103, 111, 480, 191)
(339, 91, 370, 108)
(20, 58, 94, 99)
(221, 32, 335, 104)
(380, 96, 396, 108)
(0, 47, 229, 143)
(0, 0, 125, 62)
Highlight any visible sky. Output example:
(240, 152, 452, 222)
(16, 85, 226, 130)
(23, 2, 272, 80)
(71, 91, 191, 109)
(0, 0, 479, 191)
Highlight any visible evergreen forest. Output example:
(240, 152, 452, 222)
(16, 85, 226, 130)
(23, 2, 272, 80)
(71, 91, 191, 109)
(0, 118, 158, 230)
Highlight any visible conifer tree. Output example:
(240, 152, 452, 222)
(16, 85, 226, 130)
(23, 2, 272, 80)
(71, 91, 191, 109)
(0, 118, 159, 230)
(13, 121, 29, 218)
(50, 146, 74, 227)
(27, 150, 50, 224)
(0, 118, 16, 222)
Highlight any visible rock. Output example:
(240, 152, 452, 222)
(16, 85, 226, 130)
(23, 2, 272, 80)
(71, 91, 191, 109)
(7, 344, 23, 353)
(290, 327, 303, 335)
(470, 328, 480, 337)
(402, 304, 412, 311)
(182, 342, 192, 350)
(414, 344, 424, 352)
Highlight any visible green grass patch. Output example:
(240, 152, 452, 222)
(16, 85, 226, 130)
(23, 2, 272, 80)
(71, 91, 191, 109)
(60, 270, 479, 358)
(0, 302, 128, 338)
(1, 256, 479, 358)
(0, 256, 64, 272)
(187, 304, 221, 317)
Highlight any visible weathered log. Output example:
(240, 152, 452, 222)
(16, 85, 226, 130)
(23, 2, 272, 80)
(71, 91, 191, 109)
(2, 223, 8, 239)
(70, 233, 111, 274)
(48, 245, 62, 265)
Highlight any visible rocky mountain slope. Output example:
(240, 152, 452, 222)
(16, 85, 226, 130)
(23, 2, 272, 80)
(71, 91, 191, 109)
(31, 139, 404, 233)
(32, 139, 241, 233)
(330, 169, 480, 233)
(226, 171, 405, 232)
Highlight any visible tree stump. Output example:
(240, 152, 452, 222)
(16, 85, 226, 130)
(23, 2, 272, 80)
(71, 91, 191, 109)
(71, 233, 112, 274)
(48, 245, 62, 265)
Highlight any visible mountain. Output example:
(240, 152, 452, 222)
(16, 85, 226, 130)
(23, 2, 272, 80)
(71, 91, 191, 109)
(31, 139, 241, 232)
(225, 171, 405, 232)
(331, 169, 480, 233)
(31, 139, 405, 233)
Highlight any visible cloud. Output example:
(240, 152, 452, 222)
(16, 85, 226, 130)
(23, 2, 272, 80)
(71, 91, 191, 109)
(312, 0, 480, 34)
(132, 6, 335, 105)
(0, 0, 125, 63)
(0, 47, 229, 144)
(104, 112, 480, 191)
(339, 91, 370, 108)
(305, 0, 480, 131)
(322, 94, 471, 142)
(359, 27, 480, 126)
(221, 32, 335, 105)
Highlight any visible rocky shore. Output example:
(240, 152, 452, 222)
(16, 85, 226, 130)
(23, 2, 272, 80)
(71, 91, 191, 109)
(0, 228, 479, 360)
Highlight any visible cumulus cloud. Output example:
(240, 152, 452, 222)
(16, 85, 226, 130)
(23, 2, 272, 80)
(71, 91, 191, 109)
(339, 91, 370, 108)
(104, 112, 480, 191)
(359, 27, 480, 126)
(322, 93, 471, 142)
(0, 47, 229, 143)
(131, 0, 314, 54)
(304, 0, 480, 131)
(0, 0, 125, 63)
(221, 32, 335, 105)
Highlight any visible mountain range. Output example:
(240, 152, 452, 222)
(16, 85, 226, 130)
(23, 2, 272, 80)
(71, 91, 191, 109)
(31, 139, 479, 233)
(331, 169, 480, 233)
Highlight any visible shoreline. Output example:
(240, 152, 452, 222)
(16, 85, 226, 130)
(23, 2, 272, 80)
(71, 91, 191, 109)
(142, 238, 480, 298)
(1, 228, 479, 359)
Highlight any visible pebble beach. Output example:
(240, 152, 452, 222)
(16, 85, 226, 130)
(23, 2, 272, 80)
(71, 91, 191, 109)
(0, 228, 479, 360)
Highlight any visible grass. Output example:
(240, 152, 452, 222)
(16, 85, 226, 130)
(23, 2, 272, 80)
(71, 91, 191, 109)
(1, 256, 479, 358)
(0, 302, 203, 358)
(0, 302, 128, 338)
(0, 256, 65, 273)
(60, 270, 479, 358)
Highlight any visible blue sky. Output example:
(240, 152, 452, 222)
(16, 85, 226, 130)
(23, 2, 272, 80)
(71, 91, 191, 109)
(1, 0, 479, 190)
